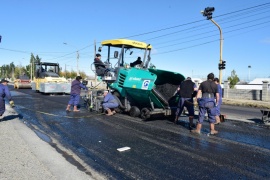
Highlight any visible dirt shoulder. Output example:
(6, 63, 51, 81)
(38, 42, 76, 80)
(222, 98, 270, 109)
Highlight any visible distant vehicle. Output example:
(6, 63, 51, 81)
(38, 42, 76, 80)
(31, 62, 71, 94)
(14, 74, 31, 89)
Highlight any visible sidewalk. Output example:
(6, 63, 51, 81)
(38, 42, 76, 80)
(0, 105, 104, 180)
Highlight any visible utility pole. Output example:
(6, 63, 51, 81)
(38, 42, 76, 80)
(65, 64, 67, 78)
(30, 62, 32, 81)
(248, 65, 251, 82)
(201, 7, 224, 83)
(63, 42, 80, 76)
(76, 50, 80, 76)
(94, 40, 97, 87)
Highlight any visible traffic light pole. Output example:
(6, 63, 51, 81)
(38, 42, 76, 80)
(210, 19, 223, 84)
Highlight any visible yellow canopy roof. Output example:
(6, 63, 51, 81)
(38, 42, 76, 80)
(101, 39, 152, 50)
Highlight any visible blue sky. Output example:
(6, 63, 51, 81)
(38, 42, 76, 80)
(1, 0, 270, 82)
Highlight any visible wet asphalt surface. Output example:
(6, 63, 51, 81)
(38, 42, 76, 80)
(9, 86, 270, 180)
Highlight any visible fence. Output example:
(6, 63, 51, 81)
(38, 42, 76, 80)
(223, 81, 269, 101)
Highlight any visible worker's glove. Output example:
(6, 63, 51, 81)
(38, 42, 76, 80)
(9, 100, 15, 107)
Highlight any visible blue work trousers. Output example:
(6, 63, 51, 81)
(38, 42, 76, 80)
(175, 97, 194, 117)
(198, 98, 217, 123)
(102, 102, 118, 110)
(68, 94, 80, 106)
(0, 98, 5, 116)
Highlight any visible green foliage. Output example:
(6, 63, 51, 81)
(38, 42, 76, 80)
(14, 65, 27, 79)
(0, 62, 16, 78)
(227, 70, 240, 88)
(1, 54, 88, 80)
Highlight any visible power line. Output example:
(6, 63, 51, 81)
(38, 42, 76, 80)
(1, 2, 270, 62)
(122, 2, 270, 39)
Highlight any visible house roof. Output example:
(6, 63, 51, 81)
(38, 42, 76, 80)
(248, 78, 270, 84)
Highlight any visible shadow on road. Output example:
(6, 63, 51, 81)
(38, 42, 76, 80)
(1, 114, 24, 122)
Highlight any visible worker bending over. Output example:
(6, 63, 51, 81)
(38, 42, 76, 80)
(102, 90, 119, 116)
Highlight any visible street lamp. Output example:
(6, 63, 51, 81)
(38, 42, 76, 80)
(248, 65, 251, 82)
(63, 42, 80, 76)
(201, 7, 224, 83)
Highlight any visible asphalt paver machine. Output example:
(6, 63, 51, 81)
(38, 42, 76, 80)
(87, 39, 185, 120)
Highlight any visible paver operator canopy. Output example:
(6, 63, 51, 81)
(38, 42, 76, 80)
(101, 39, 152, 69)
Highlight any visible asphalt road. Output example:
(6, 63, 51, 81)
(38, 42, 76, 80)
(10, 86, 270, 179)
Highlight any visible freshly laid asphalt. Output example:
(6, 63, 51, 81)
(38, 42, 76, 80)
(0, 98, 269, 180)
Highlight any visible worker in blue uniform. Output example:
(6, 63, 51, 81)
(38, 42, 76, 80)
(175, 77, 197, 129)
(191, 73, 219, 135)
(0, 79, 14, 119)
(102, 90, 119, 116)
(214, 77, 222, 124)
(66, 76, 88, 112)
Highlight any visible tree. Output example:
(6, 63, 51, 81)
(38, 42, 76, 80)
(227, 70, 240, 88)
(14, 64, 27, 79)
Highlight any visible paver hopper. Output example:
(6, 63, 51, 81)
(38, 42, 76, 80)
(87, 39, 185, 120)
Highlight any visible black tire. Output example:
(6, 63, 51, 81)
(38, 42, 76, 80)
(129, 106, 140, 117)
(141, 108, 151, 120)
(113, 91, 126, 109)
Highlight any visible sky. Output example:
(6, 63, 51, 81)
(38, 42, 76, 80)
(1, 0, 270, 82)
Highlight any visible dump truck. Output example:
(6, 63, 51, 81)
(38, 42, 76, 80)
(86, 39, 185, 120)
(31, 62, 71, 94)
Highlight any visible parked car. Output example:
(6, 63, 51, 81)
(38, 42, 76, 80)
(14, 75, 31, 89)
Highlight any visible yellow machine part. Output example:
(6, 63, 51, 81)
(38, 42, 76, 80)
(101, 39, 152, 49)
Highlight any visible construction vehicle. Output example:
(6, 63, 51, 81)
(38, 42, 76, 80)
(86, 39, 185, 120)
(14, 74, 31, 89)
(31, 62, 71, 94)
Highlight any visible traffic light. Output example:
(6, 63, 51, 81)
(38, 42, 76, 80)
(218, 63, 222, 70)
(221, 60, 226, 69)
(203, 7, 215, 20)
(218, 61, 226, 70)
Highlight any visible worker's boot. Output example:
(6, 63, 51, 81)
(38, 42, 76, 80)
(106, 109, 113, 116)
(214, 115, 220, 125)
(210, 123, 218, 135)
(191, 123, 202, 134)
(174, 116, 179, 124)
(66, 105, 71, 112)
(73, 106, 80, 112)
(189, 117, 195, 130)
